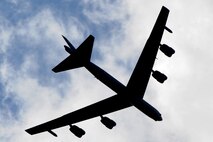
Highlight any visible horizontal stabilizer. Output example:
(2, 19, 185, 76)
(52, 56, 82, 72)
(52, 35, 94, 73)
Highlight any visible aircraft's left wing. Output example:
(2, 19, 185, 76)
(25, 94, 131, 135)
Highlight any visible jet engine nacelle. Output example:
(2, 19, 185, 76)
(100, 116, 116, 129)
(152, 70, 167, 83)
(69, 125, 85, 138)
(160, 44, 175, 57)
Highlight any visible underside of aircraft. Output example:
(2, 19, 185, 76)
(25, 6, 175, 138)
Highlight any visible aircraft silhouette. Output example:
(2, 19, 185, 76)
(26, 6, 175, 138)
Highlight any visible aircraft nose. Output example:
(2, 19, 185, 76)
(157, 115, 163, 121)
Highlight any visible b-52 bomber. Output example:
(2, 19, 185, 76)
(26, 6, 175, 138)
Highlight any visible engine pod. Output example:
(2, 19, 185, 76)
(152, 70, 167, 83)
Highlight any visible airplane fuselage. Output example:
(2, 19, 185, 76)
(85, 62, 125, 93)
(85, 61, 162, 121)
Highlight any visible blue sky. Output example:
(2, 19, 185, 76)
(1, 0, 213, 142)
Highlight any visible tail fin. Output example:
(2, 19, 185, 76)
(62, 35, 76, 52)
(52, 35, 94, 73)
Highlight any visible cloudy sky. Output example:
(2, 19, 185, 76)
(0, 0, 213, 142)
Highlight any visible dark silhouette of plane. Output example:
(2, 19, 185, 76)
(25, 6, 175, 138)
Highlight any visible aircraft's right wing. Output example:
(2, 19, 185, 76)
(127, 6, 170, 97)
(25, 94, 132, 135)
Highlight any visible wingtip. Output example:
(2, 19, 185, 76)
(162, 6, 169, 11)
(52, 68, 58, 73)
(88, 35, 95, 40)
(25, 129, 34, 135)
(89, 34, 94, 37)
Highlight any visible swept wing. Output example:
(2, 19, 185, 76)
(26, 94, 131, 135)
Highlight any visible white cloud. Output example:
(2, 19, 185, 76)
(82, 0, 128, 24)
(0, 17, 13, 53)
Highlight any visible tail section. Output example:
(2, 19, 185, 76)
(75, 35, 94, 63)
(52, 35, 94, 73)
(62, 35, 76, 52)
